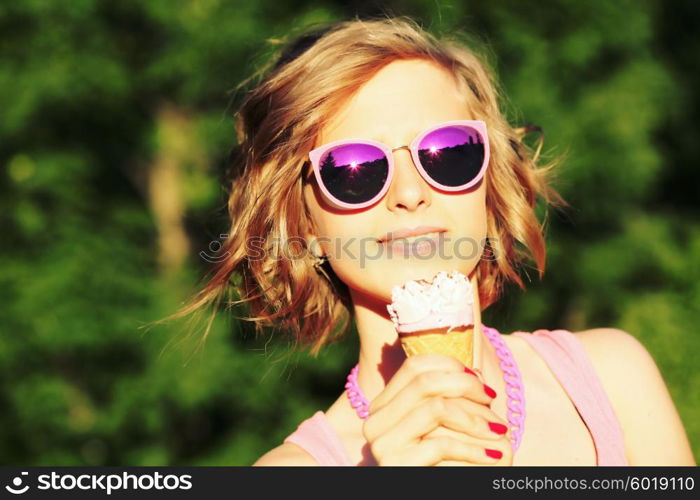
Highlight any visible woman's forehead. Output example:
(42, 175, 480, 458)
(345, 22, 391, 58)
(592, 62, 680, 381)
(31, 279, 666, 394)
(316, 59, 471, 146)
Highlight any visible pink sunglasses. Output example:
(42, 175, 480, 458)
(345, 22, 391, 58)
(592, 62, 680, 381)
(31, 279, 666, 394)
(308, 120, 490, 210)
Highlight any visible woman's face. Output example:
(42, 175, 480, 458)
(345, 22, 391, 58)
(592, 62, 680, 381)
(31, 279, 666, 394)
(304, 59, 487, 304)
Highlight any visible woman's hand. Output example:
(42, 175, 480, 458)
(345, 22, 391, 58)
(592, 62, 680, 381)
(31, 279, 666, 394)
(362, 353, 513, 466)
(428, 406, 514, 466)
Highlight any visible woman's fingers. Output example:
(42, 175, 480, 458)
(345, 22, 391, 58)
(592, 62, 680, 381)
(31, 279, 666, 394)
(368, 354, 466, 414)
(430, 430, 514, 466)
(369, 396, 509, 454)
(364, 370, 496, 443)
(382, 436, 507, 466)
(438, 397, 510, 441)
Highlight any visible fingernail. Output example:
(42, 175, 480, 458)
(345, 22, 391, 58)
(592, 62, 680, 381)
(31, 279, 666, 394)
(485, 448, 502, 459)
(488, 422, 507, 435)
(483, 384, 497, 399)
(464, 367, 477, 376)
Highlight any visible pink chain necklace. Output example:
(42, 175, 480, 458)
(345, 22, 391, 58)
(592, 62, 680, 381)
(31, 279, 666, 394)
(345, 325, 526, 452)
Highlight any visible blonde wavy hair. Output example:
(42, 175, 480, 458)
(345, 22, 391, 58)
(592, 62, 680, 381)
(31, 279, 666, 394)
(160, 15, 566, 356)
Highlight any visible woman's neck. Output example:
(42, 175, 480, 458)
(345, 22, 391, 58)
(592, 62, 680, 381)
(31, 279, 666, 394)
(349, 272, 499, 403)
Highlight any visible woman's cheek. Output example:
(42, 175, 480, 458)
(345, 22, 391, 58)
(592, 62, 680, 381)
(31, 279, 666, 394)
(448, 200, 488, 275)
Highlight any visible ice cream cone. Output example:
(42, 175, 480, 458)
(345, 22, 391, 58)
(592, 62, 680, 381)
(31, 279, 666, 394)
(387, 270, 478, 369)
(399, 325, 474, 368)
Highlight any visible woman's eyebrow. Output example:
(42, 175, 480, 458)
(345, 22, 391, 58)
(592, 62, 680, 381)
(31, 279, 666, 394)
(333, 124, 425, 145)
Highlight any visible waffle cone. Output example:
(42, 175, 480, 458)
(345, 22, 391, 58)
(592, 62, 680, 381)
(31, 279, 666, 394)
(399, 326, 474, 368)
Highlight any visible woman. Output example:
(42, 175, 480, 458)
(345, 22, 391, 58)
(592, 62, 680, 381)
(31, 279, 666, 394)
(174, 17, 695, 466)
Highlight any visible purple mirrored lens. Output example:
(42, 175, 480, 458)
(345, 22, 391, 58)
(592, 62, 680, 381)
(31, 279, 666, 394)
(417, 125, 485, 187)
(319, 144, 389, 204)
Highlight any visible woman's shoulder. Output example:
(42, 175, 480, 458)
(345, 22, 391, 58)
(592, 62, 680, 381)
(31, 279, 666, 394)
(569, 327, 654, 381)
(253, 442, 319, 466)
(571, 327, 642, 351)
(570, 328, 694, 464)
(568, 327, 665, 419)
(507, 326, 656, 413)
(518, 327, 655, 398)
(508, 326, 648, 372)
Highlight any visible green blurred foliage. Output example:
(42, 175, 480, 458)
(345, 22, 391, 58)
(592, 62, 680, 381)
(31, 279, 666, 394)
(0, 0, 697, 465)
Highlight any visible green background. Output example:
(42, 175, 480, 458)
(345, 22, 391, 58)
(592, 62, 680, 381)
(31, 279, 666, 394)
(1, 0, 698, 465)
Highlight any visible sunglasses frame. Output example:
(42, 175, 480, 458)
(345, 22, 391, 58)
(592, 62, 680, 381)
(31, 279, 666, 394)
(308, 119, 490, 210)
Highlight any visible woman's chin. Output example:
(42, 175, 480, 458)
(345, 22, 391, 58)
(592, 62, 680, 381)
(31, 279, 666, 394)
(373, 261, 476, 299)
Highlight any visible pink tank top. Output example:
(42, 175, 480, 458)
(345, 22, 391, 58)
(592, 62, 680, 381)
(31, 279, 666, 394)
(283, 328, 629, 466)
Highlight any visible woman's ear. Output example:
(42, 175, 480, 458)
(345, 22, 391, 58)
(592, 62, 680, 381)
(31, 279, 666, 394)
(306, 234, 327, 259)
(302, 203, 326, 259)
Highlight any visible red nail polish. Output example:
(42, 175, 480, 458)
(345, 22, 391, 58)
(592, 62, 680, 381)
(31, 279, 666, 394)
(484, 384, 497, 398)
(464, 367, 476, 376)
(488, 422, 507, 435)
(485, 448, 502, 459)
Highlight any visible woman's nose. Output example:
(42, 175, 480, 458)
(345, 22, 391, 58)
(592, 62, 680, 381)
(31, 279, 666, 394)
(384, 147, 431, 212)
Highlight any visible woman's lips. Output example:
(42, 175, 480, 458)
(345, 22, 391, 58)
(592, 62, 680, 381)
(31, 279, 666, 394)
(379, 231, 447, 257)
(377, 225, 447, 243)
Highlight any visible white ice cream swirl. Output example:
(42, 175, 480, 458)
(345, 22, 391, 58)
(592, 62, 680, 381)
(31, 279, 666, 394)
(386, 270, 473, 333)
